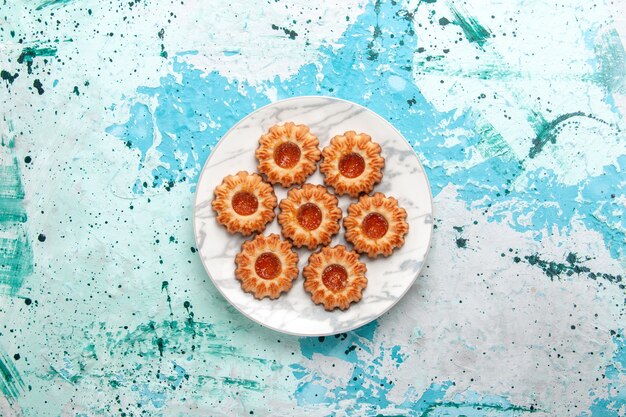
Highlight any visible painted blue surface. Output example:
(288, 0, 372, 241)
(108, 0, 623, 261)
(2, 0, 622, 414)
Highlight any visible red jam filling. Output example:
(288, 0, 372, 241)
(232, 192, 258, 216)
(338, 153, 365, 178)
(274, 142, 301, 169)
(362, 212, 388, 239)
(322, 264, 348, 292)
(297, 203, 322, 230)
(255, 253, 282, 280)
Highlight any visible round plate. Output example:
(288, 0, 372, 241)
(193, 96, 433, 336)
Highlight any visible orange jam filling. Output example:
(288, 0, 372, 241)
(362, 212, 388, 239)
(338, 152, 365, 178)
(274, 142, 301, 169)
(321, 264, 348, 292)
(254, 253, 282, 280)
(232, 191, 258, 216)
(297, 203, 322, 230)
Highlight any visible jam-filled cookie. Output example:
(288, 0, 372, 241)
(320, 131, 384, 197)
(278, 184, 342, 249)
(303, 245, 367, 311)
(344, 192, 409, 258)
(235, 234, 299, 299)
(212, 171, 277, 236)
(256, 122, 321, 187)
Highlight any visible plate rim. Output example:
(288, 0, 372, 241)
(192, 95, 434, 337)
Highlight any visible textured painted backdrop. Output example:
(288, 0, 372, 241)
(1, 0, 625, 415)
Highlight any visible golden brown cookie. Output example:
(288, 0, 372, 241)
(344, 192, 408, 258)
(235, 234, 299, 299)
(303, 245, 367, 311)
(320, 131, 384, 197)
(212, 171, 277, 236)
(278, 184, 342, 249)
(256, 122, 321, 187)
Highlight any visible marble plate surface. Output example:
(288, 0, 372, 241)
(193, 96, 433, 336)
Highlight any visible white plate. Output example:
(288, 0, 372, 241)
(193, 96, 433, 336)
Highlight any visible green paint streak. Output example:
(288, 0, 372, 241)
(161, 280, 173, 316)
(525, 252, 591, 279)
(17, 47, 57, 62)
(593, 28, 626, 94)
(413, 47, 530, 80)
(270, 24, 298, 40)
(0, 353, 25, 402)
(35, 0, 75, 10)
(222, 377, 261, 391)
(0, 233, 33, 294)
(0, 160, 25, 200)
(528, 112, 610, 158)
(196, 375, 262, 392)
(414, 55, 601, 82)
(17, 46, 57, 74)
(156, 337, 165, 357)
(474, 116, 516, 159)
(449, 4, 491, 47)
(415, 55, 446, 67)
(112, 320, 215, 357)
(108, 320, 276, 366)
(0, 121, 33, 296)
(523, 252, 622, 285)
(420, 400, 537, 416)
(0, 204, 25, 223)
